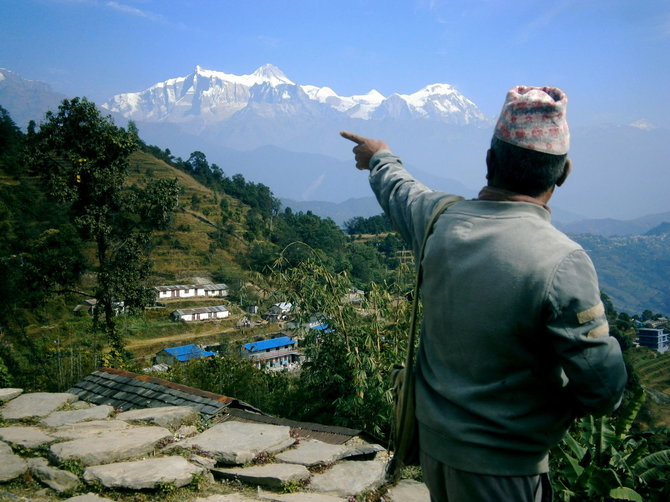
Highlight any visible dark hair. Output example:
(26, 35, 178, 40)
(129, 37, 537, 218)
(489, 136, 567, 197)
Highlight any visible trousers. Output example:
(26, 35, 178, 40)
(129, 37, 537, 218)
(420, 451, 553, 502)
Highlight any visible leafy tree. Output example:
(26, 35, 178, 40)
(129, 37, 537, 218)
(344, 214, 392, 235)
(29, 98, 181, 364)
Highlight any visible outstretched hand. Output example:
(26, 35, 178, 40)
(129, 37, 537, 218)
(340, 131, 389, 171)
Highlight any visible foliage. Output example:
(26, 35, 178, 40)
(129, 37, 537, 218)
(28, 98, 180, 364)
(344, 214, 392, 235)
(551, 389, 670, 501)
(269, 251, 414, 439)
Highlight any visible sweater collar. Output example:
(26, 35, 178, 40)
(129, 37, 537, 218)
(476, 186, 551, 213)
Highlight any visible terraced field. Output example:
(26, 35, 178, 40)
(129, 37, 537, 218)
(627, 347, 670, 426)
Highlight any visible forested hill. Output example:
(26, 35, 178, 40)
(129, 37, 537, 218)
(570, 233, 670, 315)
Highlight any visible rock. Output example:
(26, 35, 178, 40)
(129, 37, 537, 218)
(275, 439, 347, 467)
(212, 463, 310, 489)
(50, 425, 172, 466)
(27, 457, 80, 493)
(386, 479, 431, 501)
(0, 426, 56, 449)
(69, 401, 93, 410)
(0, 439, 14, 455)
(190, 454, 217, 470)
(63, 493, 116, 502)
(341, 443, 386, 460)
(83, 455, 203, 490)
(258, 491, 348, 501)
(41, 405, 114, 428)
(309, 460, 387, 497)
(51, 419, 130, 439)
(0, 392, 77, 420)
(175, 424, 199, 438)
(116, 405, 199, 429)
(0, 449, 27, 482)
(173, 421, 295, 465)
(0, 388, 23, 403)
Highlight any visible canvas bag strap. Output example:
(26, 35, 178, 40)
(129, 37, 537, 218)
(404, 195, 464, 369)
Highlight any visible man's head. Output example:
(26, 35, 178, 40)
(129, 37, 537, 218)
(487, 86, 571, 197)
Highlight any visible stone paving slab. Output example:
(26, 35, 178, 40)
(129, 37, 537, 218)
(258, 490, 348, 501)
(173, 421, 295, 465)
(116, 405, 199, 429)
(0, 426, 56, 449)
(41, 405, 114, 428)
(83, 455, 204, 490)
(385, 479, 430, 501)
(51, 419, 130, 439)
(0, 450, 27, 482)
(0, 388, 23, 403)
(275, 439, 347, 467)
(0, 392, 78, 420)
(0, 440, 12, 455)
(27, 457, 80, 493)
(63, 493, 116, 502)
(213, 463, 310, 490)
(50, 425, 172, 466)
(341, 443, 386, 460)
(309, 460, 387, 497)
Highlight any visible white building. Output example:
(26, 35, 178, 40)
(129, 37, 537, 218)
(155, 283, 229, 300)
(171, 305, 230, 322)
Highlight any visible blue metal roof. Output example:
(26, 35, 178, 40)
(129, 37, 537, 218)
(163, 344, 216, 362)
(244, 336, 295, 353)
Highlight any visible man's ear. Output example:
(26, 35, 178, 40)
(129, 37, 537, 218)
(486, 149, 494, 181)
(556, 158, 572, 187)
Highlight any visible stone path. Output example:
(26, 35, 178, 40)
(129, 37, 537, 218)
(0, 388, 430, 501)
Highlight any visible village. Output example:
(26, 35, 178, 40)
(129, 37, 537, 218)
(73, 281, 365, 375)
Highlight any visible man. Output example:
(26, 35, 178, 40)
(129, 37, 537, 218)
(341, 86, 627, 502)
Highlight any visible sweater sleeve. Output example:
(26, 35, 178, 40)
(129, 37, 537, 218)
(368, 150, 457, 255)
(545, 249, 628, 416)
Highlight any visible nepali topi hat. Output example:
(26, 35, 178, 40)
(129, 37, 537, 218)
(494, 86, 569, 155)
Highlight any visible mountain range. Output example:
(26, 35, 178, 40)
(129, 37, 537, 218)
(1, 65, 669, 223)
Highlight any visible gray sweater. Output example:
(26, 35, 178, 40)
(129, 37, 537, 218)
(369, 150, 627, 476)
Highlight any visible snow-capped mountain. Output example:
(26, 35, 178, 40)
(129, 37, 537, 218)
(102, 64, 488, 125)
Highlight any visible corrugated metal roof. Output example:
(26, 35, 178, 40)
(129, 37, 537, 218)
(67, 368, 260, 417)
(163, 344, 216, 362)
(244, 336, 295, 353)
(154, 283, 229, 292)
(173, 305, 229, 316)
(202, 283, 228, 290)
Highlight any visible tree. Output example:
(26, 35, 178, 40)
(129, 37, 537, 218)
(29, 98, 181, 364)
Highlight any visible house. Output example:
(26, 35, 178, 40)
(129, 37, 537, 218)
(155, 283, 229, 300)
(171, 305, 229, 322)
(264, 302, 292, 321)
(637, 328, 669, 353)
(241, 336, 301, 370)
(73, 298, 125, 316)
(155, 344, 216, 366)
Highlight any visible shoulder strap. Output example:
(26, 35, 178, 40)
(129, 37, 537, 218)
(405, 195, 463, 368)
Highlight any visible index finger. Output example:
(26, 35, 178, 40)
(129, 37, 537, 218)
(340, 130, 366, 145)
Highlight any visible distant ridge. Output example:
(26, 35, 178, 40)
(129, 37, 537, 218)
(558, 212, 670, 237)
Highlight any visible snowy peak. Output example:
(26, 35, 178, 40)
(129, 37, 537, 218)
(102, 65, 488, 125)
(252, 64, 294, 86)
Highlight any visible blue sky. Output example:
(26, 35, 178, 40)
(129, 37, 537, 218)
(1, 0, 669, 127)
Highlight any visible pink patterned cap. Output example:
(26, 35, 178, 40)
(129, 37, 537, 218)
(494, 86, 569, 155)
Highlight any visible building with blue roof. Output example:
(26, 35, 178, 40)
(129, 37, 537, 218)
(155, 344, 216, 366)
(242, 336, 301, 370)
